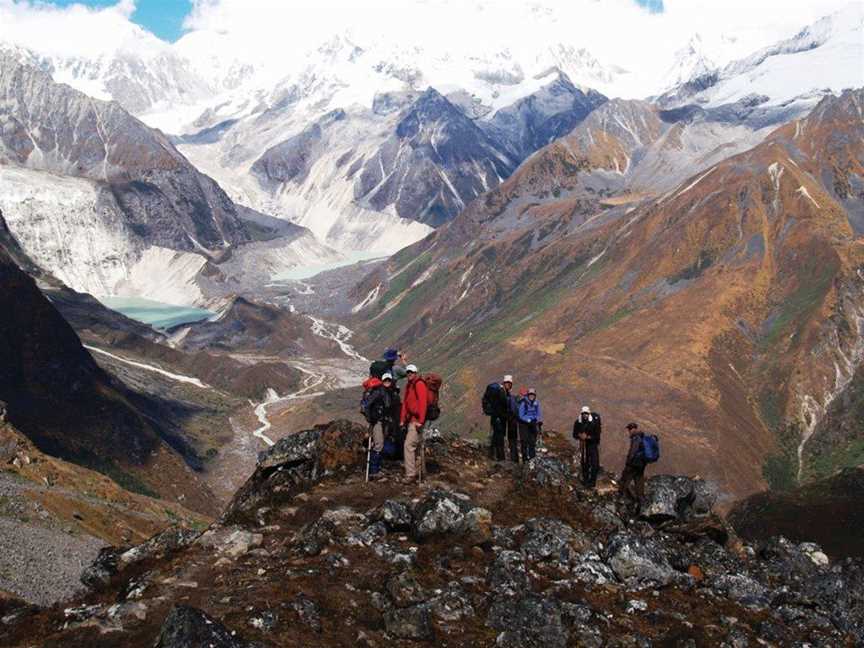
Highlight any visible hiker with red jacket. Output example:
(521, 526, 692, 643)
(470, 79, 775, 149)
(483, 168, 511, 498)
(400, 364, 428, 483)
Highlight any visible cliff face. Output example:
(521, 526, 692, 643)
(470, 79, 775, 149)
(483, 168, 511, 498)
(0, 235, 217, 514)
(1, 421, 861, 646)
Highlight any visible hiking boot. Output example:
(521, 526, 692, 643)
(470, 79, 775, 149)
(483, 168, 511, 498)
(369, 472, 385, 482)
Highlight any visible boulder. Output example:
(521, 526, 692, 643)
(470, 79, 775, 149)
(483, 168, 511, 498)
(603, 533, 679, 588)
(384, 604, 434, 640)
(411, 489, 492, 544)
(154, 605, 256, 648)
(522, 456, 572, 488)
(294, 518, 338, 557)
(370, 499, 413, 532)
(487, 594, 568, 648)
(640, 475, 716, 522)
(571, 552, 617, 586)
(487, 550, 529, 594)
(119, 526, 200, 568)
(520, 518, 590, 564)
(387, 572, 429, 608)
(80, 547, 121, 591)
(223, 420, 368, 524)
(710, 574, 770, 609)
(428, 583, 475, 622)
(197, 527, 263, 558)
(290, 595, 322, 633)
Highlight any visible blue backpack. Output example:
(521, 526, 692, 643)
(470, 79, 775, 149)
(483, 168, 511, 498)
(641, 434, 660, 463)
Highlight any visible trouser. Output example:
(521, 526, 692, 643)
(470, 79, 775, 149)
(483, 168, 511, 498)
(506, 418, 520, 462)
(404, 420, 425, 479)
(619, 463, 646, 509)
(389, 395, 404, 459)
(519, 421, 538, 462)
(368, 420, 386, 475)
(582, 442, 600, 487)
(490, 416, 507, 461)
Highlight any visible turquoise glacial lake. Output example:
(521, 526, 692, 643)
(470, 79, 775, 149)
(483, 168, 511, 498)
(99, 296, 214, 330)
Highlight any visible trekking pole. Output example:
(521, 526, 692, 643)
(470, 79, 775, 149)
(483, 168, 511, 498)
(419, 431, 425, 484)
(365, 425, 373, 483)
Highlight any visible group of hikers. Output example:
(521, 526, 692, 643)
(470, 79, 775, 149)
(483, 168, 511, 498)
(361, 352, 659, 513)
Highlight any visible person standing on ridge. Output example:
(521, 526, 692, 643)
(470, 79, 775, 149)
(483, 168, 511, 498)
(573, 405, 602, 487)
(619, 422, 647, 515)
(517, 387, 542, 462)
(364, 373, 393, 481)
(482, 375, 515, 462)
(400, 364, 428, 483)
(371, 348, 408, 458)
(504, 377, 520, 462)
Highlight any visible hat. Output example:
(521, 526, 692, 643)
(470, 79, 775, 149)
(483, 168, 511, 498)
(527, 387, 536, 395)
(383, 348, 399, 362)
(406, 364, 418, 373)
(518, 387, 528, 397)
(581, 406, 591, 414)
(382, 373, 393, 381)
(503, 375, 513, 384)
(626, 422, 639, 430)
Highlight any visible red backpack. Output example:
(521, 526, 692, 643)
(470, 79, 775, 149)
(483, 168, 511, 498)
(415, 373, 442, 421)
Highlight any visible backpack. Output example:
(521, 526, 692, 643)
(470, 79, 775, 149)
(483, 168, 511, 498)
(369, 359, 390, 379)
(640, 434, 660, 464)
(482, 383, 501, 416)
(360, 377, 383, 423)
(409, 373, 443, 421)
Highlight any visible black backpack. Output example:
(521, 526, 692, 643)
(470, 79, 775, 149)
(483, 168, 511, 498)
(482, 383, 501, 416)
(369, 359, 390, 379)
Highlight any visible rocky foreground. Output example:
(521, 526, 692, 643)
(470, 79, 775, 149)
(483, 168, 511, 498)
(0, 422, 861, 647)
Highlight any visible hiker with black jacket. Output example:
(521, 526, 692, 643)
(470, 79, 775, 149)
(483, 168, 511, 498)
(619, 422, 646, 514)
(573, 405, 602, 487)
(370, 348, 408, 458)
(484, 375, 517, 462)
(517, 388, 542, 461)
(365, 373, 394, 480)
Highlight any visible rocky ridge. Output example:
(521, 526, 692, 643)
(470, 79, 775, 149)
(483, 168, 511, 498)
(1, 422, 861, 646)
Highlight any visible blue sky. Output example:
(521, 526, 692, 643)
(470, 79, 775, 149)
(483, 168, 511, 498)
(46, 0, 663, 42)
(48, 0, 192, 41)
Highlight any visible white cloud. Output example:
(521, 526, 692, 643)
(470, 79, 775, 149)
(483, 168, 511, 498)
(0, 0, 165, 57)
(176, 0, 856, 97)
(0, 0, 856, 97)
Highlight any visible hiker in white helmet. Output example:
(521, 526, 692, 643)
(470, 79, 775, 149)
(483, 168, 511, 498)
(482, 375, 519, 462)
(573, 405, 603, 488)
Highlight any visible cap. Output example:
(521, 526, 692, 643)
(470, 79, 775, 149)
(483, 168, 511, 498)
(626, 422, 639, 430)
(383, 348, 399, 362)
(527, 388, 536, 395)
(382, 373, 393, 381)
(503, 375, 513, 384)
(406, 364, 418, 373)
(581, 406, 591, 414)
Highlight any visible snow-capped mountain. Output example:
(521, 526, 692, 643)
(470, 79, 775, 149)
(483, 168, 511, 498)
(0, 3, 860, 288)
(659, 35, 718, 94)
(0, 51, 334, 304)
(660, 3, 864, 114)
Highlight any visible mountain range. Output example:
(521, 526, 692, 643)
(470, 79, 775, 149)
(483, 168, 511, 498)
(0, 2, 862, 624)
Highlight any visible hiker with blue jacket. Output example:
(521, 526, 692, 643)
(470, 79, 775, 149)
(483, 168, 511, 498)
(619, 422, 647, 514)
(517, 388, 542, 461)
